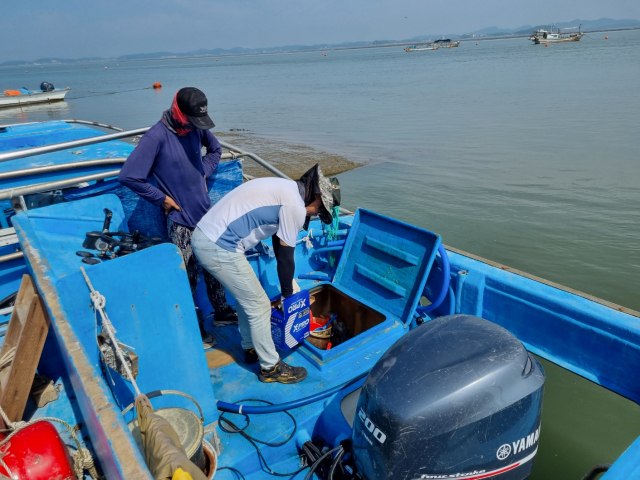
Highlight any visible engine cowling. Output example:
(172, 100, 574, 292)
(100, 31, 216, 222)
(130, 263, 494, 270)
(352, 315, 545, 480)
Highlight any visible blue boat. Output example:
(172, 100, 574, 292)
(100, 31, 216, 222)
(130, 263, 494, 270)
(0, 120, 639, 480)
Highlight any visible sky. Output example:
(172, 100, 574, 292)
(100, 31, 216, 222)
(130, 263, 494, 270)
(1, 0, 639, 62)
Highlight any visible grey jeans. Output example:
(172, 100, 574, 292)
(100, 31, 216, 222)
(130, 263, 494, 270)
(192, 228, 280, 369)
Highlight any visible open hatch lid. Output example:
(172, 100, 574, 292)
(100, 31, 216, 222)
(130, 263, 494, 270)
(333, 209, 441, 324)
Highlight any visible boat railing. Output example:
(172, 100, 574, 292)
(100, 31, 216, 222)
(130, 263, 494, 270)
(0, 122, 293, 197)
(0, 120, 351, 263)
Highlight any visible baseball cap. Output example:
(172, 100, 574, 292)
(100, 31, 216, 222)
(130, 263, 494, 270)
(176, 87, 215, 130)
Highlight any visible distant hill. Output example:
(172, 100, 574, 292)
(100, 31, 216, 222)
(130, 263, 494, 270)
(464, 17, 640, 37)
(2, 17, 639, 66)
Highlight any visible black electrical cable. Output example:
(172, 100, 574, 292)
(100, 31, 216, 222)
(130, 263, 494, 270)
(217, 466, 247, 480)
(218, 398, 308, 477)
(328, 447, 346, 480)
(304, 446, 344, 480)
(302, 442, 331, 479)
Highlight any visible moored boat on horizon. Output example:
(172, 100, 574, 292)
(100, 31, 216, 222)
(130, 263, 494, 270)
(532, 25, 583, 44)
(404, 38, 461, 52)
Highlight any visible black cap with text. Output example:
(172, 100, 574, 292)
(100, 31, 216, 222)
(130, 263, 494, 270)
(176, 87, 215, 130)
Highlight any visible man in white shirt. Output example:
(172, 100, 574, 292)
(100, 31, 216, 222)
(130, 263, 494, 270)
(192, 165, 340, 383)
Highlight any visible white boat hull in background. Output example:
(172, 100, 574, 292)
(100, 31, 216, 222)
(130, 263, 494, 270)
(0, 88, 71, 108)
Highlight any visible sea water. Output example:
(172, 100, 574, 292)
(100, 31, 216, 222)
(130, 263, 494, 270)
(1, 29, 640, 479)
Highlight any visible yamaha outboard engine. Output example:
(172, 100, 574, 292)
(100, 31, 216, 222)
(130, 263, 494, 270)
(40, 81, 54, 92)
(352, 315, 544, 480)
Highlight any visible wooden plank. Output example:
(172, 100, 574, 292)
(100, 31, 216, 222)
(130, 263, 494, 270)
(0, 274, 51, 423)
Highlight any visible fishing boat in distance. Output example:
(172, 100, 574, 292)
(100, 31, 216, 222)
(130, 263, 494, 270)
(404, 38, 461, 52)
(531, 24, 583, 44)
(0, 82, 71, 108)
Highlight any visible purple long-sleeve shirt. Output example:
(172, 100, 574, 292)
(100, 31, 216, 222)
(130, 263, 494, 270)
(118, 121, 222, 227)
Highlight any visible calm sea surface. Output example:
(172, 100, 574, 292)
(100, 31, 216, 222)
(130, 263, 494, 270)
(2, 31, 638, 311)
(2, 30, 640, 479)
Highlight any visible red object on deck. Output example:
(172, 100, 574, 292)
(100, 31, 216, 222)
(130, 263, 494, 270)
(309, 311, 329, 331)
(0, 421, 75, 480)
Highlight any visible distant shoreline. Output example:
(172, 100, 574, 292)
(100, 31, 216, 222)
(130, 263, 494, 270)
(2, 26, 639, 67)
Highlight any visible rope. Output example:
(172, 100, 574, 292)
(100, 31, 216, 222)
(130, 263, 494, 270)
(0, 456, 13, 479)
(297, 228, 314, 249)
(0, 347, 16, 371)
(80, 267, 141, 397)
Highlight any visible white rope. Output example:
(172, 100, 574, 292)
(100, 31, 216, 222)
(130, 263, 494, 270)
(80, 267, 141, 397)
(0, 346, 16, 371)
(0, 455, 13, 479)
(297, 228, 314, 249)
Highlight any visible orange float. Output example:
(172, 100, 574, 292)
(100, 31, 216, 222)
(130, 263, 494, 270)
(152, 82, 162, 89)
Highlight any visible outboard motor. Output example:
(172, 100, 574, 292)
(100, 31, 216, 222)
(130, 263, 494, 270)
(351, 315, 545, 480)
(40, 81, 55, 92)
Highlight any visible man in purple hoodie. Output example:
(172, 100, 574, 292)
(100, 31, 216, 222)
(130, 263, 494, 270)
(118, 87, 237, 348)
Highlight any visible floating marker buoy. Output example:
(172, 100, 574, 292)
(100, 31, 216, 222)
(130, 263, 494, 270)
(215, 59, 218, 61)
(605, 36, 609, 39)
(84, 66, 87, 68)
(105, 67, 108, 69)
(476, 43, 478, 45)
(152, 82, 162, 89)
(545, 44, 548, 47)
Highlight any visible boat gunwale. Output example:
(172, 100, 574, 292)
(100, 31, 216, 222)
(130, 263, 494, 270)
(444, 243, 640, 319)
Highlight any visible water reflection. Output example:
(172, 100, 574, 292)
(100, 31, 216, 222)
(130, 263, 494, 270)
(0, 101, 70, 124)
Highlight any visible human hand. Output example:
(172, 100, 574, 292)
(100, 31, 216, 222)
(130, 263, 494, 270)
(162, 196, 181, 216)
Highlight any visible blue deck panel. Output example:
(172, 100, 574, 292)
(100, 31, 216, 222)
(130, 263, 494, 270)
(602, 437, 640, 479)
(0, 121, 82, 152)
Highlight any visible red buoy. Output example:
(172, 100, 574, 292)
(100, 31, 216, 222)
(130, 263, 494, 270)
(605, 36, 609, 39)
(152, 82, 162, 89)
(0, 422, 75, 480)
(545, 44, 548, 47)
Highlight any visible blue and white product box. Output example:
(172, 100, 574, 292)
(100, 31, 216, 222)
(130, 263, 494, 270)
(270, 290, 311, 350)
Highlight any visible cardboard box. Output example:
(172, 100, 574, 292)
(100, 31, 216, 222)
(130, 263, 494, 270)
(270, 290, 311, 350)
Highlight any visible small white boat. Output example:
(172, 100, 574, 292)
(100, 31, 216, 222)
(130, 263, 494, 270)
(0, 87, 71, 108)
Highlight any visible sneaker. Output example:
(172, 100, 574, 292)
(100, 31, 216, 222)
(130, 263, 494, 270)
(259, 360, 307, 384)
(202, 332, 216, 350)
(214, 306, 238, 326)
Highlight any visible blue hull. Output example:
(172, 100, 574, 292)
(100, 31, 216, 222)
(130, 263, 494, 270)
(1, 121, 639, 479)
